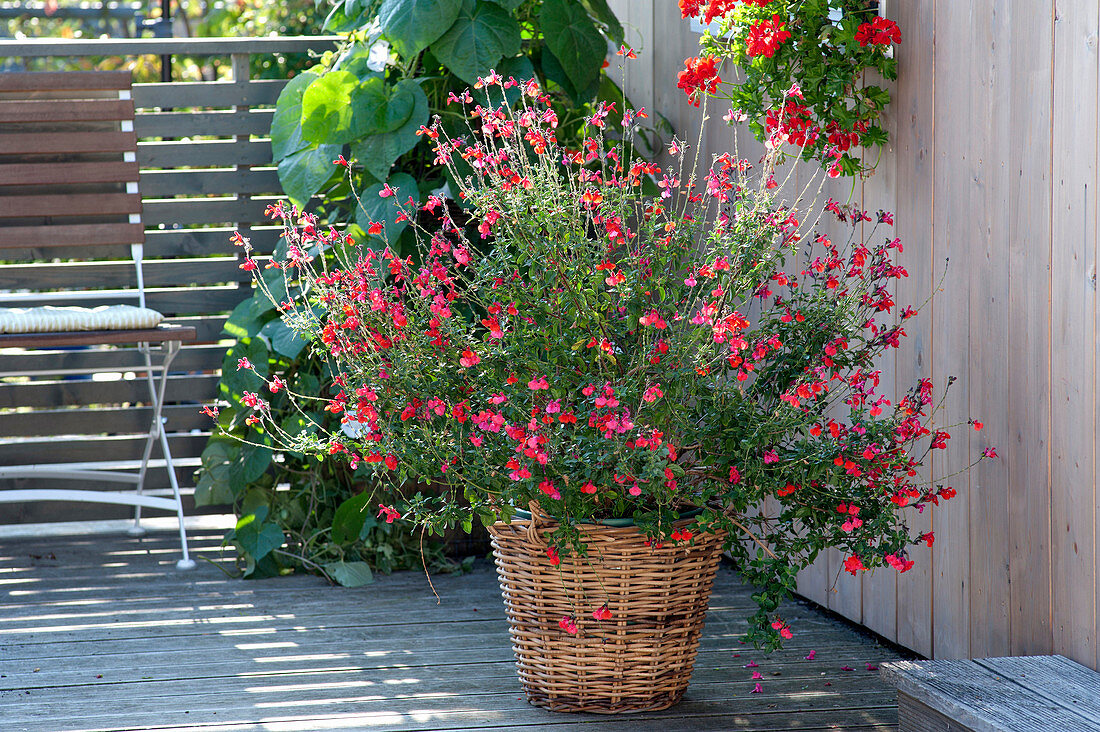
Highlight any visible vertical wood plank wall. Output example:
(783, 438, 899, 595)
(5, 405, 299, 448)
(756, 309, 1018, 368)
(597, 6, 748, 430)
(610, 0, 1100, 669)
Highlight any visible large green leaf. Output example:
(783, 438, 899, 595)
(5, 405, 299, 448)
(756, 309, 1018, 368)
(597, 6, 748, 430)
(486, 0, 523, 9)
(259, 318, 308, 360)
(271, 72, 318, 163)
(431, 0, 521, 85)
(231, 441, 273, 486)
(277, 143, 341, 208)
(539, 45, 600, 104)
(222, 297, 269, 340)
(301, 70, 360, 145)
(578, 0, 624, 45)
(194, 441, 237, 506)
(324, 561, 374, 587)
(332, 490, 377, 543)
(351, 80, 429, 181)
(349, 77, 417, 139)
(233, 510, 286, 562)
(354, 172, 420, 245)
(378, 0, 463, 57)
(540, 0, 606, 93)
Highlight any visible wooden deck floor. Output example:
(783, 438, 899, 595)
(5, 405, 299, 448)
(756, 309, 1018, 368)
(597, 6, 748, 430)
(0, 521, 909, 731)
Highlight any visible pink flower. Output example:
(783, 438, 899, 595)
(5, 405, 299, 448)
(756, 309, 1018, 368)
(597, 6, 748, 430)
(866, 663, 878, 671)
(236, 358, 253, 371)
(539, 480, 561, 500)
(751, 683, 763, 694)
(545, 399, 561, 414)
(744, 661, 758, 668)
(528, 376, 549, 390)
(459, 349, 480, 368)
(805, 650, 816, 660)
(559, 615, 578, 635)
(592, 605, 612, 621)
(376, 504, 400, 523)
(546, 546, 560, 566)
(628, 485, 641, 497)
(752, 671, 763, 680)
(642, 384, 664, 403)
(763, 449, 779, 464)
(490, 393, 507, 404)
(728, 465, 741, 483)
(639, 310, 668, 329)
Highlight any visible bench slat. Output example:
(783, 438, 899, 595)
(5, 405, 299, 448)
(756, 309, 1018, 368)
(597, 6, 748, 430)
(0, 192, 141, 219)
(975, 656, 1100, 721)
(0, 99, 134, 124)
(881, 657, 1100, 732)
(0, 161, 139, 187)
(0, 325, 197, 348)
(0, 131, 137, 156)
(0, 223, 145, 249)
(0, 70, 131, 93)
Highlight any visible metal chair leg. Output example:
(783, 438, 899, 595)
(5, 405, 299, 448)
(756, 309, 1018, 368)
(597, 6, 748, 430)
(141, 340, 195, 570)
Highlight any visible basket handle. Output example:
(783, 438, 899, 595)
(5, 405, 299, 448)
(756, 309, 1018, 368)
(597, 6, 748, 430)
(525, 500, 548, 548)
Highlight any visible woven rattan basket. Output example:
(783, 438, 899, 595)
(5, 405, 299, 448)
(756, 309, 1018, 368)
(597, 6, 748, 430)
(487, 506, 726, 713)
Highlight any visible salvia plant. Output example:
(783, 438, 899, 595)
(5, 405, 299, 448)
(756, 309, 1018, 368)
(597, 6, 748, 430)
(678, 0, 899, 178)
(212, 60, 993, 647)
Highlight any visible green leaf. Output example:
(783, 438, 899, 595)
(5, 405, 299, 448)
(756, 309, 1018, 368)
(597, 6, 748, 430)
(233, 442, 273, 485)
(351, 80, 429, 181)
(222, 296, 271, 340)
(578, 0, 624, 45)
(378, 0, 463, 57)
(431, 0, 521, 85)
(233, 514, 285, 561)
(354, 172, 420, 244)
(301, 70, 360, 145)
(324, 561, 374, 587)
(349, 77, 416, 139)
(486, 0, 523, 9)
(277, 143, 342, 208)
(540, 0, 606, 93)
(259, 318, 308, 360)
(332, 490, 376, 544)
(539, 46, 599, 104)
(194, 441, 237, 506)
(223, 338, 270, 380)
(271, 72, 318, 163)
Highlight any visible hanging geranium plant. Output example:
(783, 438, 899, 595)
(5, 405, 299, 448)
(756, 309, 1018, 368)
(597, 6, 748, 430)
(679, 0, 899, 178)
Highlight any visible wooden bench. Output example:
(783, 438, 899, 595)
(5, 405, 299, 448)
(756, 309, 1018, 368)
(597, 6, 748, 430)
(0, 70, 197, 569)
(881, 655, 1100, 731)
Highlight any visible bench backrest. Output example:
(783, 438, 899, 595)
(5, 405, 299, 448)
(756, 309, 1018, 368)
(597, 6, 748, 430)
(0, 70, 147, 308)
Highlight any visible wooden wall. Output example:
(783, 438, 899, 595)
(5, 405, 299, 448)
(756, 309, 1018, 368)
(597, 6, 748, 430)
(609, 0, 1100, 669)
(0, 38, 335, 524)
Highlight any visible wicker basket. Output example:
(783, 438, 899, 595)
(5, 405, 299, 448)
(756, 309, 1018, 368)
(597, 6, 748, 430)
(487, 506, 726, 713)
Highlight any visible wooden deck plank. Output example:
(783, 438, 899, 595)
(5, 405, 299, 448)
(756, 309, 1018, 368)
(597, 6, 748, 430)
(0, 529, 906, 731)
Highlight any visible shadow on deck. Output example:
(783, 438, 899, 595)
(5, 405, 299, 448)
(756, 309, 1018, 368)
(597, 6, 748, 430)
(0, 523, 908, 731)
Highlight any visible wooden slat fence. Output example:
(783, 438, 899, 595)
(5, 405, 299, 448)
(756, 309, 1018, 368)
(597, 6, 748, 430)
(0, 37, 338, 523)
(610, 0, 1100, 670)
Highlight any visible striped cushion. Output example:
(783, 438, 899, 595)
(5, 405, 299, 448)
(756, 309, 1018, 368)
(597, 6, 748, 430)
(0, 305, 164, 333)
